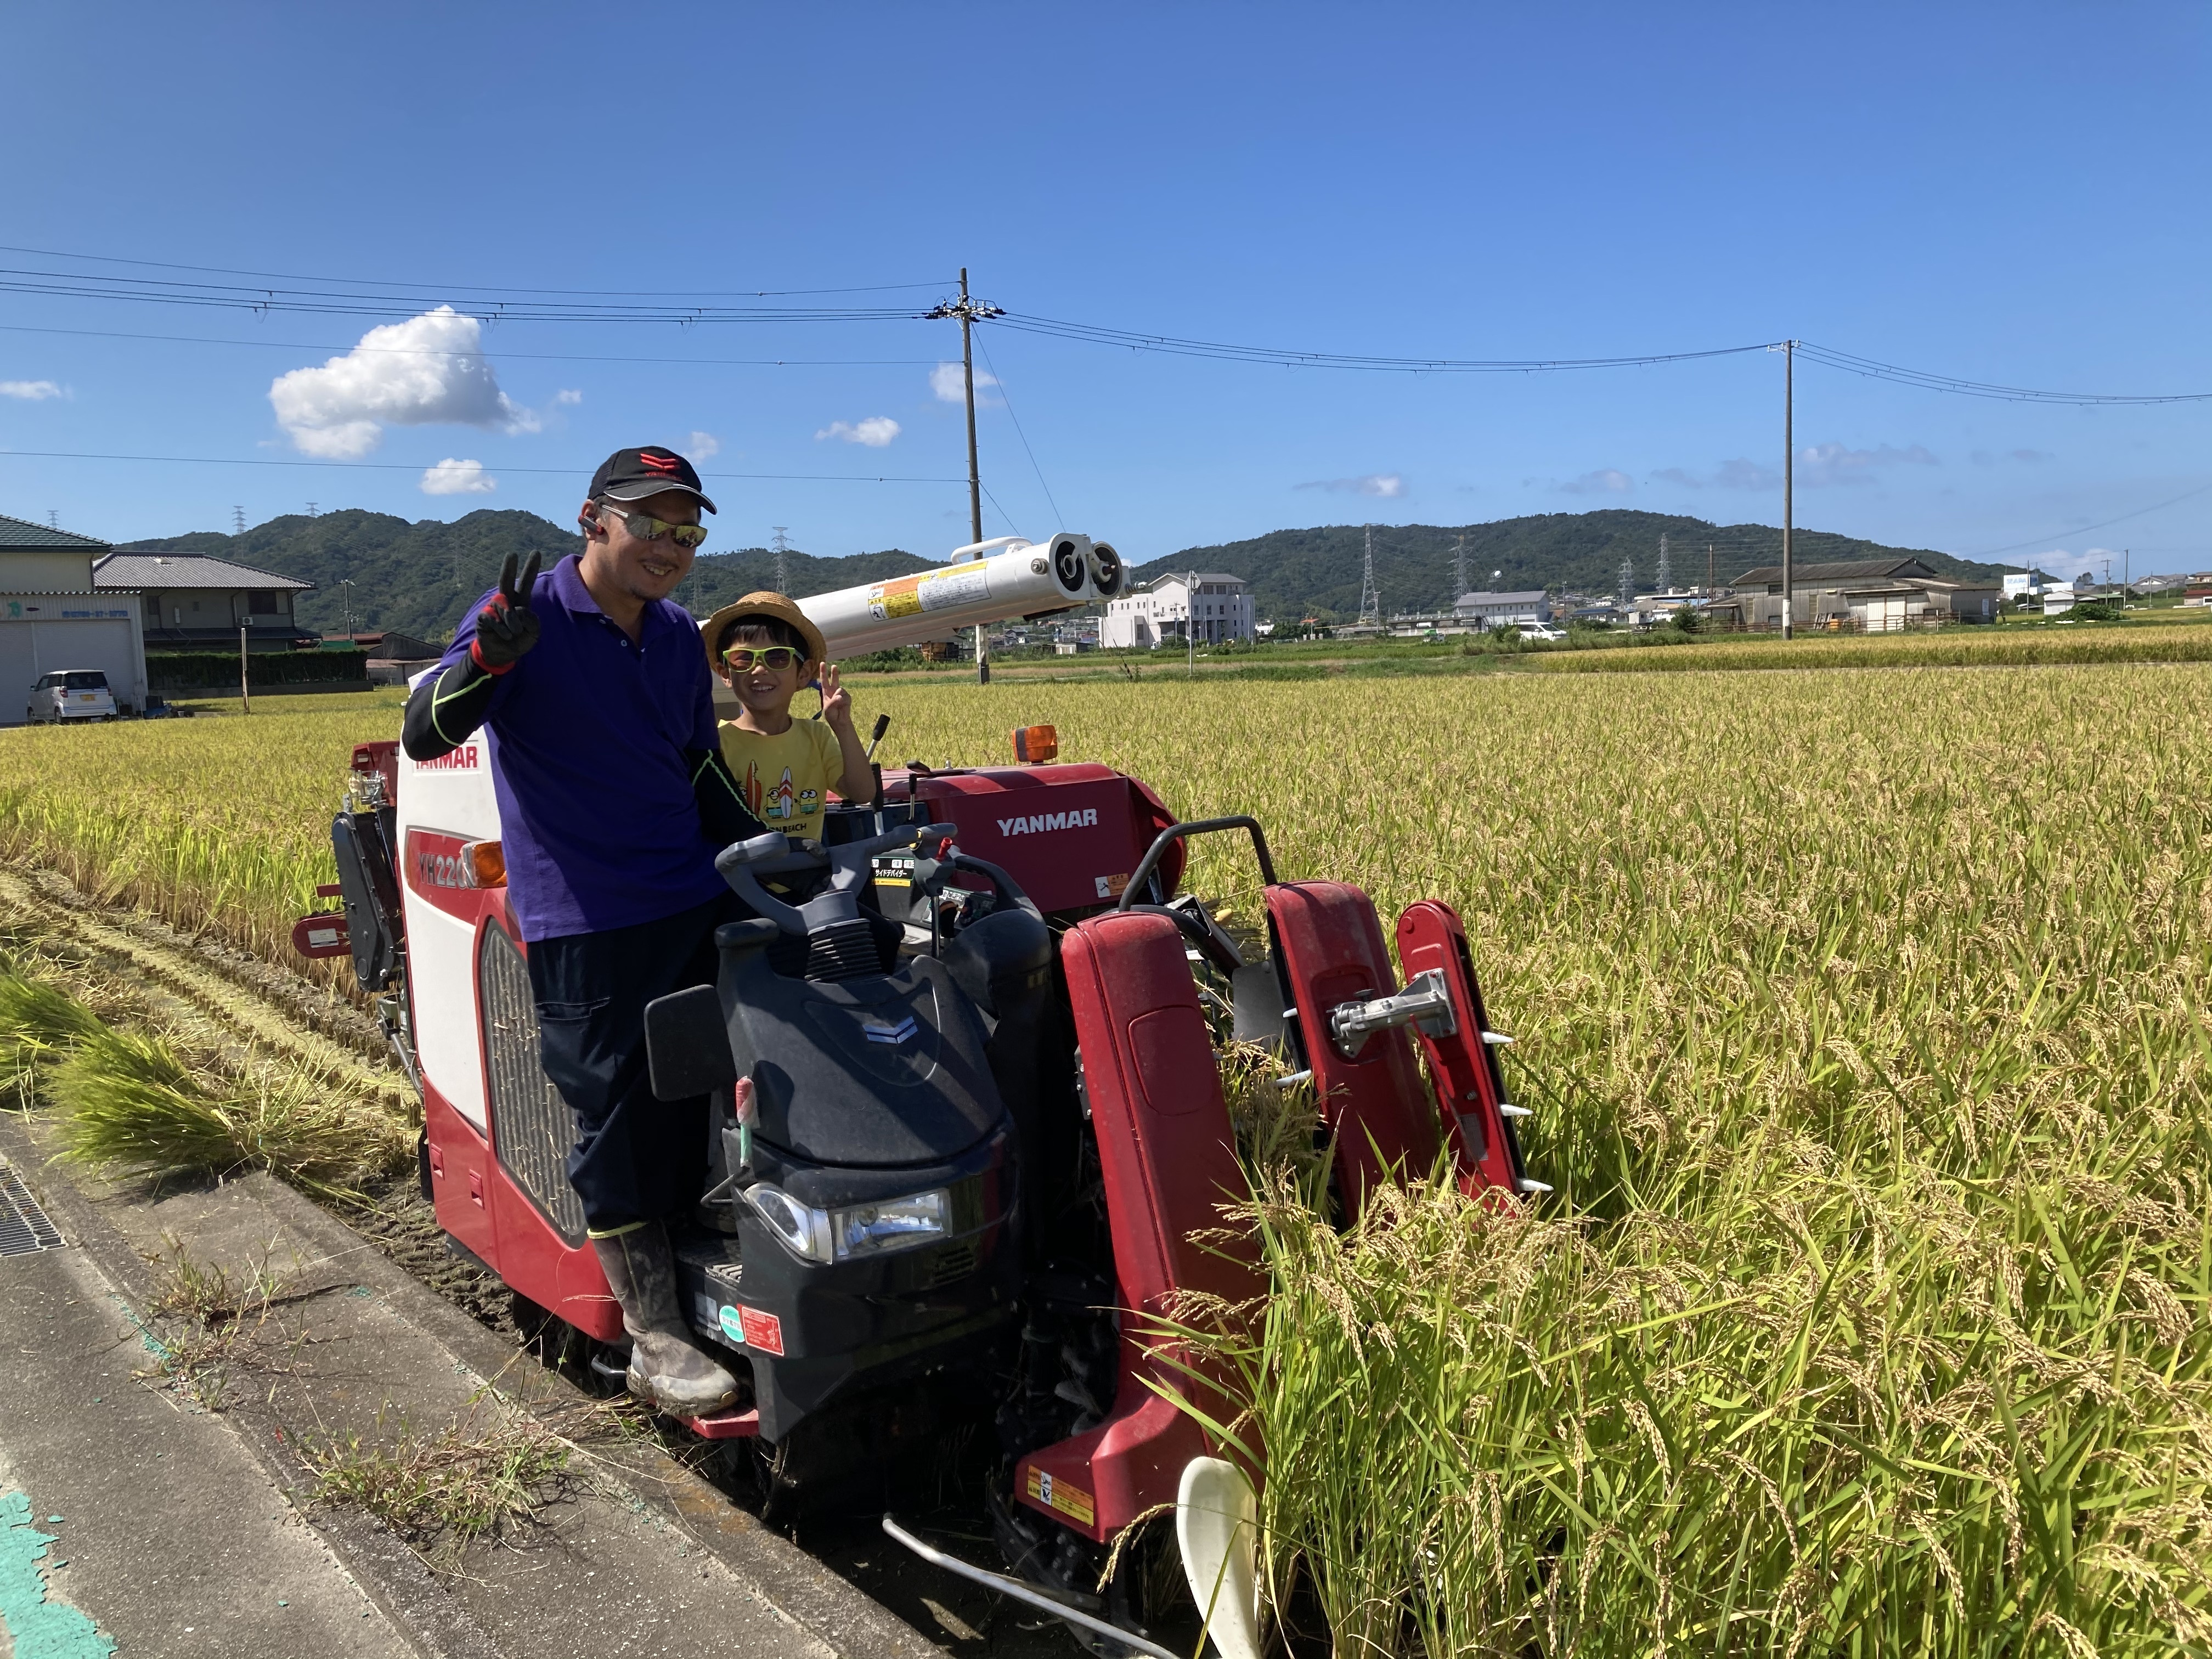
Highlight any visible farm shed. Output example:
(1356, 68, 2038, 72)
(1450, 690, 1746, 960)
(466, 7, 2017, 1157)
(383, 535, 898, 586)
(1728, 557, 1997, 630)
(0, 513, 150, 723)
(93, 550, 315, 651)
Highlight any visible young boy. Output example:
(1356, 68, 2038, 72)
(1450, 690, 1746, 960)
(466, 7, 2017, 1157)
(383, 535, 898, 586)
(701, 591, 871, 840)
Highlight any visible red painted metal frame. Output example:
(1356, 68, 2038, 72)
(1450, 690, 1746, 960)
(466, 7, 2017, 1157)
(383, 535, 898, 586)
(408, 859, 622, 1342)
(879, 764, 1183, 914)
(1394, 901, 1526, 1204)
(1015, 910, 1262, 1542)
(1266, 881, 1442, 1207)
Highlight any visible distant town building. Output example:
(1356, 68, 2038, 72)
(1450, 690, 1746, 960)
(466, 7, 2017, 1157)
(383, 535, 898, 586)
(1452, 589, 1552, 629)
(1102, 573, 1255, 648)
(94, 550, 315, 652)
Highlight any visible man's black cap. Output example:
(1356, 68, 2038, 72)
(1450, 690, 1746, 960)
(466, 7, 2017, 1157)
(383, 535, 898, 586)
(588, 445, 718, 514)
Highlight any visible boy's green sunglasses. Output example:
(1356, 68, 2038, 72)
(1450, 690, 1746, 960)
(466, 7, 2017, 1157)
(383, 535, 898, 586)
(721, 645, 804, 671)
(602, 503, 709, 548)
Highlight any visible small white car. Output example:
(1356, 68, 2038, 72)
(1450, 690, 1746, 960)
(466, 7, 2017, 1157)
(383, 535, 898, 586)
(28, 669, 118, 724)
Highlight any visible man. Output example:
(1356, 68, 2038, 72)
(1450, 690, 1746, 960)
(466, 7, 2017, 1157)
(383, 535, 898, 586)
(402, 444, 764, 1414)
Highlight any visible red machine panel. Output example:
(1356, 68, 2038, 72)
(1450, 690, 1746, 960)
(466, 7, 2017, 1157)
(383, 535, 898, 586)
(1267, 882, 1442, 1209)
(1396, 901, 1527, 1204)
(882, 764, 1182, 915)
(1018, 910, 1262, 1541)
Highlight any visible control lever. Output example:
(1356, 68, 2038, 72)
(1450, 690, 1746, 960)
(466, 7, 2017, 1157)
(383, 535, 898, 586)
(1328, 969, 1457, 1058)
(865, 713, 891, 761)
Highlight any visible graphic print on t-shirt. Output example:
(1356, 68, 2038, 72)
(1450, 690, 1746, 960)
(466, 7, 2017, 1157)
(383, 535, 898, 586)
(743, 762, 803, 822)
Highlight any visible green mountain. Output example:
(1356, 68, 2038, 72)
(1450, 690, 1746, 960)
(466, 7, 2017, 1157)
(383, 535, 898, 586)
(118, 509, 933, 641)
(1144, 511, 2018, 623)
(125, 505, 2020, 640)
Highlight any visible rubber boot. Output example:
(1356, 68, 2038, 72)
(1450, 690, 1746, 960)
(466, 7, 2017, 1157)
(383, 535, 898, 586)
(590, 1222, 740, 1414)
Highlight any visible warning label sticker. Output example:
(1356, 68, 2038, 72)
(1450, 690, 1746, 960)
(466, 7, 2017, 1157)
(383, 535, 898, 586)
(1094, 873, 1130, 900)
(737, 1305, 785, 1356)
(868, 561, 992, 622)
(1025, 1465, 1096, 1528)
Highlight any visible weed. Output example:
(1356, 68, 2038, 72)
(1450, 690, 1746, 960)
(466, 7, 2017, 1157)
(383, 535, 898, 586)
(136, 1237, 297, 1409)
(299, 1410, 574, 1562)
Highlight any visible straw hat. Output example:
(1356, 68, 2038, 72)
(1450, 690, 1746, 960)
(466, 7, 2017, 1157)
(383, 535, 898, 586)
(701, 590, 827, 674)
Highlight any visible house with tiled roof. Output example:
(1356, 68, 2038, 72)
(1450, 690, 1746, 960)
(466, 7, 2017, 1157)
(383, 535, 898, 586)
(94, 550, 316, 651)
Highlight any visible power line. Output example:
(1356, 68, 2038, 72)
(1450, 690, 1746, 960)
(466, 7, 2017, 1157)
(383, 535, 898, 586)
(0, 448, 967, 483)
(0, 267, 929, 325)
(970, 328, 1064, 529)
(990, 312, 1775, 374)
(0, 324, 941, 366)
(0, 243, 955, 300)
(1960, 482, 2212, 558)
(1794, 341, 2209, 407)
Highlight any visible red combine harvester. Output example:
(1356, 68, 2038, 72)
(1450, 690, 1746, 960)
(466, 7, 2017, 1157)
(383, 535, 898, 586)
(299, 537, 1539, 1652)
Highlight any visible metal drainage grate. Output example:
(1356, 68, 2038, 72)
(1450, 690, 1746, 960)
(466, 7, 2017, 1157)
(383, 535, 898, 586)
(0, 1159, 63, 1257)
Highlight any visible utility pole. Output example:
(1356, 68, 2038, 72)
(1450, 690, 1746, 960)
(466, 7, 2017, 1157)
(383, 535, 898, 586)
(1187, 571, 1200, 678)
(1706, 543, 1714, 596)
(239, 624, 251, 716)
(926, 268, 1004, 684)
(1657, 532, 1671, 595)
(338, 578, 355, 640)
(1782, 340, 1795, 639)
(1452, 533, 1469, 602)
(771, 527, 791, 595)
(1358, 524, 1381, 628)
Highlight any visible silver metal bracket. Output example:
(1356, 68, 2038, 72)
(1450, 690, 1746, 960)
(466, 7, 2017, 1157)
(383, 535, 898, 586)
(1327, 969, 1456, 1058)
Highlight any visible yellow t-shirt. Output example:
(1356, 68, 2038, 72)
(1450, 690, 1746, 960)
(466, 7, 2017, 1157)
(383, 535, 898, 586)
(719, 718, 847, 841)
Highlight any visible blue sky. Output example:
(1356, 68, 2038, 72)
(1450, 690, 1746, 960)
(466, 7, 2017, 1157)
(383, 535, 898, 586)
(2, 1, 2205, 578)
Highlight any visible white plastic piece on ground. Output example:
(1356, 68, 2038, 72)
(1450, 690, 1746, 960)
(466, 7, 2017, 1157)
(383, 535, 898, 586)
(1177, 1457, 1262, 1659)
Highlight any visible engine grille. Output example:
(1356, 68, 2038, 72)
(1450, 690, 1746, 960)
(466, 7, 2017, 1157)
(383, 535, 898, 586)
(928, 1241, 978, 1287)
(479, 927, 587, 1245)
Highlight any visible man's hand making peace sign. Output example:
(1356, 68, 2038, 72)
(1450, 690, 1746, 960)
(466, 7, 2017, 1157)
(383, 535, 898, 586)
(468, 551, 543, 675)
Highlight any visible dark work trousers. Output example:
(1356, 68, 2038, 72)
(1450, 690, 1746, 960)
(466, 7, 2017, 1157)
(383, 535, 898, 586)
(527, 893, 737, 1233)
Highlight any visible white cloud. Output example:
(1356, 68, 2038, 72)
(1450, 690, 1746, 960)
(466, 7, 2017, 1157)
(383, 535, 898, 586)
(1795, 441, 1939, 487)
(930, 361, 997, 403)
(1558, 468, 1633, 496)
(0, 379, 64, 400)
(1297, 473, 1405, 498)
(420, 458, 497, 495)
(816, 416, 901, 448)
(1650, 467, 1701, 488)
(268, 306, 531, 458)
(555, 388, 583, 405)
(686, 431, 720, 460)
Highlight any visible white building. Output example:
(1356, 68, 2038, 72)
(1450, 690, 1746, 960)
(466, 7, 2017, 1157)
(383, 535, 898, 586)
(1102, 573, 1255, 648)
(0, 514, 149, 723)
(1452, 589, 1552, 629)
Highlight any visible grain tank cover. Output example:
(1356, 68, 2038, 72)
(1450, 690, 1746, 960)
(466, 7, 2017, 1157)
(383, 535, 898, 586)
(884, 764, 1181, 914)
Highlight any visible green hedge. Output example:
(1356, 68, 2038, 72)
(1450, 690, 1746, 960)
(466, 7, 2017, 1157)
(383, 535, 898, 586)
(146, 650, 370, 690)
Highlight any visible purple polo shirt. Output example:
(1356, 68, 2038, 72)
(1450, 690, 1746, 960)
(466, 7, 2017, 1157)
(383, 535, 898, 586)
(436, 555, 724, 942)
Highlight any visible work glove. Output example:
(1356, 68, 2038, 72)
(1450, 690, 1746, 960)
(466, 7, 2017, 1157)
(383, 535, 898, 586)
(467, 552, 542, 675)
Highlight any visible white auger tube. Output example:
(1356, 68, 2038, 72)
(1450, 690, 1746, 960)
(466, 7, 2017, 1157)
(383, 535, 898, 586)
(794, 533, 1124, 660)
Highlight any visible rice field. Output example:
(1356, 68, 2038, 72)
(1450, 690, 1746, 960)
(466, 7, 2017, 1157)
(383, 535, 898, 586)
(2, 657, 2208, 1651)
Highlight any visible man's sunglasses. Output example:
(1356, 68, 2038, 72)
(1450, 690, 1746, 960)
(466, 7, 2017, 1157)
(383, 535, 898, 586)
(721, 645, 805, 672)
(599, 503, 709, 548)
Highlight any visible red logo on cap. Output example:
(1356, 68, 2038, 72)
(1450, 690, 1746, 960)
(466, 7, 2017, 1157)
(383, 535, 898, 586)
(640, 452, 681, 474)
